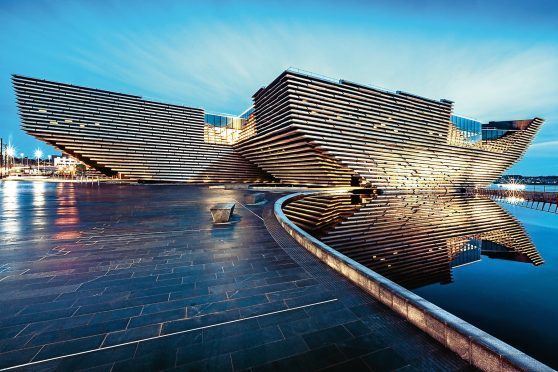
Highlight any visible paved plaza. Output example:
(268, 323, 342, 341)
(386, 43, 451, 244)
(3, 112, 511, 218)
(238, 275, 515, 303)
(0, 182, 474, 371)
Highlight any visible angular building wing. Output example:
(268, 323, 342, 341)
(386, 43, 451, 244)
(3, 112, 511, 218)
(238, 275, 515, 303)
(13, 69, 543, 188)
(12, 75, 268, 182)
(234, 70, 544, 189)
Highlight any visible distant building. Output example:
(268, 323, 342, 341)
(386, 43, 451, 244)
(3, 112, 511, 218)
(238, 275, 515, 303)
(52, 155, 85, 175)
(53, 155, 79, 167)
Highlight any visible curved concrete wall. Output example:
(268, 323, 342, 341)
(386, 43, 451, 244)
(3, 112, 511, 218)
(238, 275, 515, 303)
(275, 192, 552, 372)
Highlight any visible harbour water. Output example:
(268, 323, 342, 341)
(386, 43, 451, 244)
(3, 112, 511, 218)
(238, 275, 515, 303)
(413, 203, 558, 368)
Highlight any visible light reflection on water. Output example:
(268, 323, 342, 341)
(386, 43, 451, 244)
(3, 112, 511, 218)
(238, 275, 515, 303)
(1, 181, 20, 237)
(32, 181, 46, 208)
(504, 196, 525, 204)
(32, 181, 47, 227)
(0, 181, 81, 243)
(53, 183, 80, 240)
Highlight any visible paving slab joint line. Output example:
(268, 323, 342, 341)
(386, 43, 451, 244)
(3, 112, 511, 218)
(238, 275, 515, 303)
(233, 198, 264, 221)
(0, 299, 338, 371)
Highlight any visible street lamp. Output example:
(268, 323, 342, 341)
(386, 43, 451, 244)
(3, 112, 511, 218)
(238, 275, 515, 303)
(34, 149, 43, 173)
(6, 145, 15, 170)
(20, 153, 24, 167)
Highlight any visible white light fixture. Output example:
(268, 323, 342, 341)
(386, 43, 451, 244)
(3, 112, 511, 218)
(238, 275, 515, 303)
(6, 145, 15, 158)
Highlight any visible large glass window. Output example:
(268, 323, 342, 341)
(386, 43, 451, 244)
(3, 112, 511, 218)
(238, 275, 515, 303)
(482, 128, 511, 141)
(450, 115, 482, 144)
(204, 113, 246, 145)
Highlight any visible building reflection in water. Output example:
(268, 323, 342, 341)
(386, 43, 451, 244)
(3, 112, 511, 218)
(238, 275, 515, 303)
(283, 192, 543, 289)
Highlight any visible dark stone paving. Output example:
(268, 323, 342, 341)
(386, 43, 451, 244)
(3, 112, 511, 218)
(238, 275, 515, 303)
(0, 182, 475, 371)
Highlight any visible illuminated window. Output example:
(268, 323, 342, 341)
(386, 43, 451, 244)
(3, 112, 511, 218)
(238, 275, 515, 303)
(204, 113, 248, 145)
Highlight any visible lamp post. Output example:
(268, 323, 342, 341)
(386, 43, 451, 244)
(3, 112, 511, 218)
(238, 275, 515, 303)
(20, 153, 24, 167)
(34, 149, 43, 173)
(0, 138, 3, 177)
(6, 145, 15, 171)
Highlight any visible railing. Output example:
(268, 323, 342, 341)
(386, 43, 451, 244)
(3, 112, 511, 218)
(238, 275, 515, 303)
(477, 188, 558, 214)
(489, 184, 558, 193)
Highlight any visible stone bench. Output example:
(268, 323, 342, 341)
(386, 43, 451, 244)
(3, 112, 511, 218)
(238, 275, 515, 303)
(210, 203, 235, 223)
(245, 192, 265, 204)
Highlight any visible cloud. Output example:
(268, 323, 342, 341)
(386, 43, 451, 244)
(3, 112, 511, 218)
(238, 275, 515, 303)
(531, 141, 558, 149)
(523, 140, 558, 159)
(61, 22, 558, 121)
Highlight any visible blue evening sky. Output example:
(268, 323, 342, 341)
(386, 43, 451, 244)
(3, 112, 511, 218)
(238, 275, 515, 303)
(1, 0, 557, 175)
